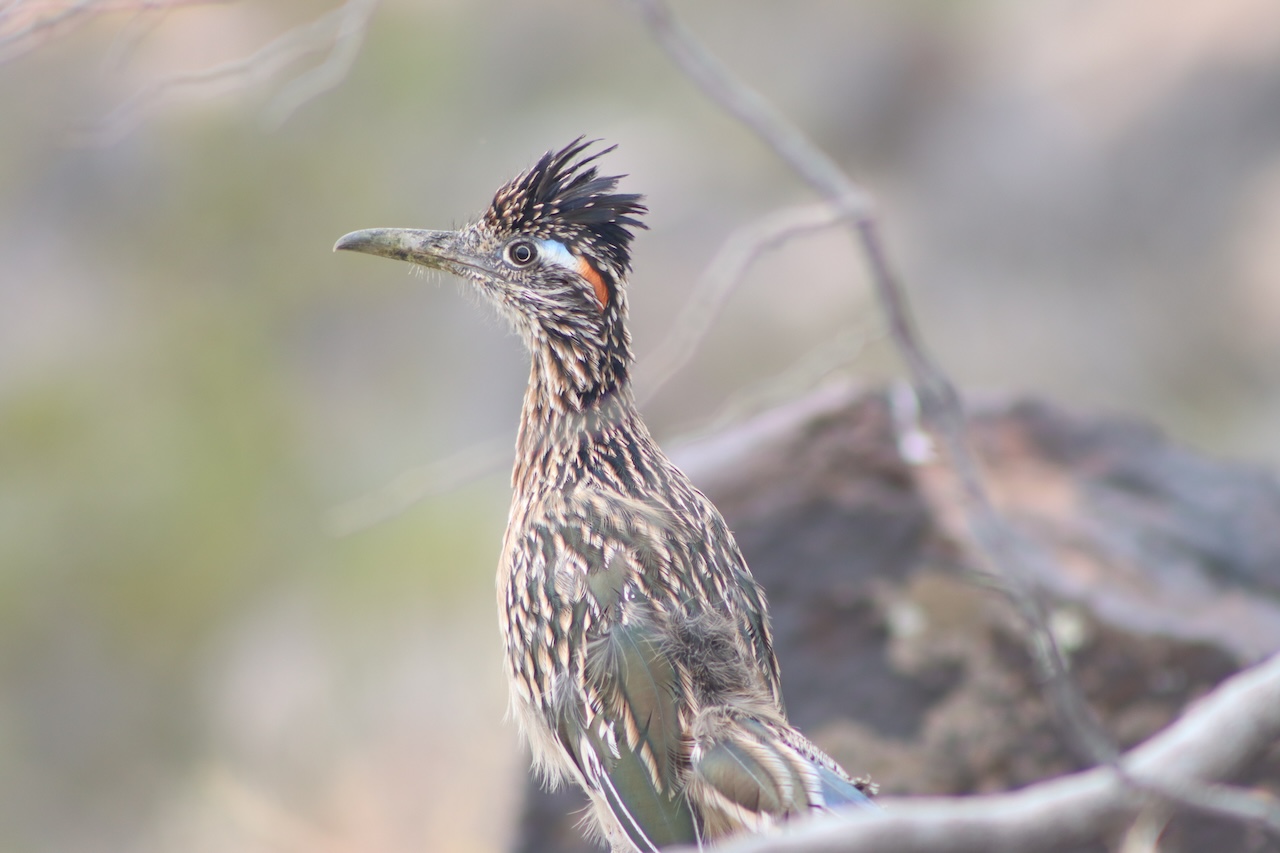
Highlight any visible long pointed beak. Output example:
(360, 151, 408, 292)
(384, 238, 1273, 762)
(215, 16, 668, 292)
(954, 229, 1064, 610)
(333, 228, 487, 274)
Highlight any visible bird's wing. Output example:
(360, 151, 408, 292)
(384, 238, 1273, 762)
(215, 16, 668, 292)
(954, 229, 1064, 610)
(564, 610, 699, 852)
(529, 487, 872, 849)
(511, 490, 700, 851)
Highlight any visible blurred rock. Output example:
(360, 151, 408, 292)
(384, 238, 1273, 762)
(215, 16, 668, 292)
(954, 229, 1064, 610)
(511, 382, 1280, 853)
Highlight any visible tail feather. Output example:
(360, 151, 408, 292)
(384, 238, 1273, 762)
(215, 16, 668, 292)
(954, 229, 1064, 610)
(687, 707, 876, 841)
(815, 764, 876, 810)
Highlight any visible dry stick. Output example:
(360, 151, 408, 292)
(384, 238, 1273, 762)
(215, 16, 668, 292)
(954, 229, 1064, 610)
(621, 0, 1101, 756)
(2, 0, 110, 55)
(623, 0, 1280, 836)
(261, 0, 378, 128)
(0, 0, 216, 60)
(685, 652, 1280, 853)
(67, 0, 380, 146)
(326, 436, 510, 538)
(635, 202, 849, 405)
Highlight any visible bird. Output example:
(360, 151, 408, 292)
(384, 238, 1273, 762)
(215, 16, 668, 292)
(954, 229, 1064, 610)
(334, 139, 875, 851)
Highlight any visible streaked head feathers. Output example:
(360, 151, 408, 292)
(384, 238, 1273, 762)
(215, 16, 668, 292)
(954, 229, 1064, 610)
(484, 138, 647, 287)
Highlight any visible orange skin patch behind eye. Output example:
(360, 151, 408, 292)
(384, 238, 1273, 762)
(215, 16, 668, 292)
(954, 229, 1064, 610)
(578, 257, 609, 311)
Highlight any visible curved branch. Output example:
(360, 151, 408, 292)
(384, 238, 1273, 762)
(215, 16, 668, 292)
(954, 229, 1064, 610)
(691, 652, 1280, 853)
(621, 0, 1280, 837)
(67, 0, 380, 146)
(634, 202, 849, 404)
(623, 0, 1111, 768)
(325, 435, 510, 537)
(0, 0, 214, 61)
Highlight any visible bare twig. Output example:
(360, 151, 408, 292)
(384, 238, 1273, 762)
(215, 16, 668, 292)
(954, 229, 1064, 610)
(680, 323, 881, 441)
(624, 0, 1106, 756)
(325, 435, 510, 537)
(261, 0, 376, 128)
(622, 0, 1279, 835)
(100, 0, 175, 72)
(0, 0, 97, 53)
(0, 0, 215, 61)
(634, 202, 851, 405)
(678, 652, 1280, 853)
(66, 0, 380, 146)
(1137, 778, 1280, 838)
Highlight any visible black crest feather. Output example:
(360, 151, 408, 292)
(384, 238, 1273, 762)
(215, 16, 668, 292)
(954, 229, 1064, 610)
(484, 138, 648, 277)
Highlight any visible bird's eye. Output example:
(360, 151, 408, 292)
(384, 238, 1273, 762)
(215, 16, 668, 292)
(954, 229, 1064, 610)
(505, 240, 538, 267)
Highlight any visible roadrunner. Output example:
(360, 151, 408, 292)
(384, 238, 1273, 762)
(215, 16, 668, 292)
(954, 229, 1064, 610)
(335, 139, 874, 850)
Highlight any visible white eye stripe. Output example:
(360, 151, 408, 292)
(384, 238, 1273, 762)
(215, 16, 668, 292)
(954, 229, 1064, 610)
(537, 239, 578, 272)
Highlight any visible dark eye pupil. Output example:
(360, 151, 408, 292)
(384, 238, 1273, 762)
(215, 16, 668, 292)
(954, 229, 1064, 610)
(510, 242, 535, 264)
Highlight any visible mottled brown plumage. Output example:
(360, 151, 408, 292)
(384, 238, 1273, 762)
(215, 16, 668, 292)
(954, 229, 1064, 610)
(335, 139, 874, 851)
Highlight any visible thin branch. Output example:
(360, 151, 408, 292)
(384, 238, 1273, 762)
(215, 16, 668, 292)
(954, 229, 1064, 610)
(5, 0, 140, 57)
(622, 0, 873, 220)
(325, 435, 510, 537)
(634, 202, 850, 406)
(100, 0, 174, 72)
(0, 0, 217, 61)
(623, 0, 1109, 762)
(66, 0, 380, 146)
(1138, 778, 1280, 838)
(679, 323, 881, 441)
(683, 652, 1280, 853)
(622, 0, 1278, 836)
(261, 0, 377, 129)
(2, 0, 103, 52)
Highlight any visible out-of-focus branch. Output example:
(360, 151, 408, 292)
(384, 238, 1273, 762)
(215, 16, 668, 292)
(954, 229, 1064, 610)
(0, 0, 214, 62)
(623, 0, 1103, 755)
(65, 0, 379, 146)
(684, 323, 880, 439)
(634, 202, 850, 405)
(679, 652, 1280, 853)
(326, 436, 510, 537)
(260, 0, 375, 128)
(622, 0, 1280, 836)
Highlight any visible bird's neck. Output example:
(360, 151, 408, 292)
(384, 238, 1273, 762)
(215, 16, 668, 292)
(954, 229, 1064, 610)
(513, 329, 638, 492)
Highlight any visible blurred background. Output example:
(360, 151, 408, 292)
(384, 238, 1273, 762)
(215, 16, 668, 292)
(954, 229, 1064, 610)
(2, 1, 1278, 851)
